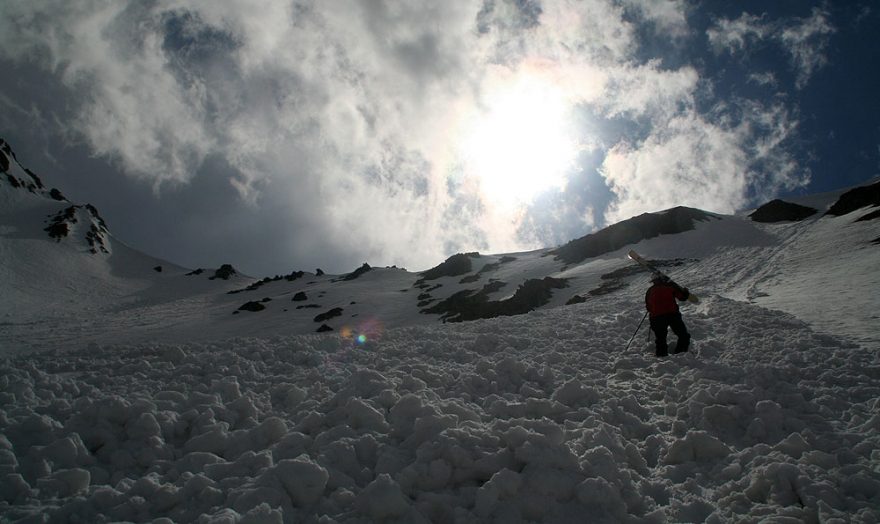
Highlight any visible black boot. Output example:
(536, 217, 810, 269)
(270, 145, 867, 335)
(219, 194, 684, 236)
(655, 340, 668, 357)
(674, 335, 690, 353)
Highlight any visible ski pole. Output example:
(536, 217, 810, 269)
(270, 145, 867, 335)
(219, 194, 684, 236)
(625, 311, 649, 351)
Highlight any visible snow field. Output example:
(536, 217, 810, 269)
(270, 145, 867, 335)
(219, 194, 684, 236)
(1, 294, 879, 523)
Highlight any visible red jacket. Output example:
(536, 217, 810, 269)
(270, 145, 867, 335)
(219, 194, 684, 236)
(645, 282, 689, 317)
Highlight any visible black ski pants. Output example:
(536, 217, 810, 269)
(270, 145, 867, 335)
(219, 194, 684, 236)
(650, 312, 690, 357)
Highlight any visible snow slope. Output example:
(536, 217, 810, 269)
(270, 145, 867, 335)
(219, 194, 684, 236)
(2, 141, 880, 522)
(2, 288, 878, 522)
(3, 140, 878, 351)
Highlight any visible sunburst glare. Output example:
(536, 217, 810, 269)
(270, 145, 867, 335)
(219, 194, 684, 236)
(460, 72, 579, 208)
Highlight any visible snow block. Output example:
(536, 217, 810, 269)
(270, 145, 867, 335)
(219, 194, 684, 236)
(240, 502, 283, 524)
(0, 449, 18, 475)
(37, 467, 90, 497)
(345, 397, 390, 433)
(744, 462, 809, 507)
(270, 432, 312, 462)
(37, 434, 94, 470)
(551, 378, 599, 407)
(161, 347, 187, 364)
(0, 473, 35, 503)
(350, 369, 393, 398)
(575, 477, 629, 521)
(231, 486, 286, 514)
(475, 468, 521, 517)
(274, 456, 329, 507)
(356, 473, 411, 520)
(664, 431, 731, 464)
(185, 429, 229, 455)
(251, 417, 288, 448)
(126, 412, 162, 440)
(175, 452, 224, 475)
(205, 450, 273, 481)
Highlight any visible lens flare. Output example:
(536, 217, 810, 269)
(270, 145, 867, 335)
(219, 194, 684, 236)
(339, 317, 383, 347)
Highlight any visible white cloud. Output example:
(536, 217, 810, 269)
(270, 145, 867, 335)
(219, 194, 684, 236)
(1, 2, 215, 189)
(599, 60, 699, 120)
(600, 101, 807, 223)
(706, 13, 769, 54)
(621, 0, 690, 38)
(748, 72, 778, 87)
(780, 7, 835, 89)
(707, 8, 834, 89)
(601, 112, 749, 221)
(0, 0, 811, 271)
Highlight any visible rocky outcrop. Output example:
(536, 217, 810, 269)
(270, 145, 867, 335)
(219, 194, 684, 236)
(210, 264, 237, 280)
(1, 139, 46, 192)
(422, 277, 567, 322)
(553, 207, 717, 265)
(419, 253, 479, 281)
(856, 209, 880, 222)
(314, 307, 344, 323)
(43, 205, 110, 253)
(826, 181, 880, 217)
(238, 301, 266, 312)
(749, 200, 817, 222)
(228, 270, 307, 294)
(338, 263, 372, 282)
(566, 295, 587, 305)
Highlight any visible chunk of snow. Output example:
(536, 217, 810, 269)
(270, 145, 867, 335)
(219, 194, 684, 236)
(664, 431, 731, 464)
(274, 456, 329, 507)
(37, 467, 90, 497)
(0, 473, 35, 503)
(356, 473, 411, 520)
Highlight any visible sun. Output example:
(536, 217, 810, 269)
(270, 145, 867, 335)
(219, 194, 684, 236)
(460, 73, 578, 208)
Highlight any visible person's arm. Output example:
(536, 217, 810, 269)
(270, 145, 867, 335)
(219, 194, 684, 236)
(671, 282, 690, 301)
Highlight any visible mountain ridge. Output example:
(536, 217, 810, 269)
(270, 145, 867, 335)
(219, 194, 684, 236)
(2, 138, 879, 349)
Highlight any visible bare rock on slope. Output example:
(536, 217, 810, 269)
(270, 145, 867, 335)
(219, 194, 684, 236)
(211, 264, 237, 280)
(749, 200, 817, 223)
(825, 181, 880, 217)
(553, 207, 717, 265)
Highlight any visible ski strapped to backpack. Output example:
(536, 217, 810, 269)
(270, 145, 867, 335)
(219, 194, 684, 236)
(628, 250, 700, 304)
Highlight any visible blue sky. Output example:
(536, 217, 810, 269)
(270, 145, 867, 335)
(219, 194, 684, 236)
(1, 1, 877, 276)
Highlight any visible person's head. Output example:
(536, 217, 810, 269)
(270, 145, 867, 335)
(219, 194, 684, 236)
(651, 274, 669, 284)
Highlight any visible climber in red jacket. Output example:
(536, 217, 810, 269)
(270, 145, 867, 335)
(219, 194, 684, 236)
(645, 274, 691, 357)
